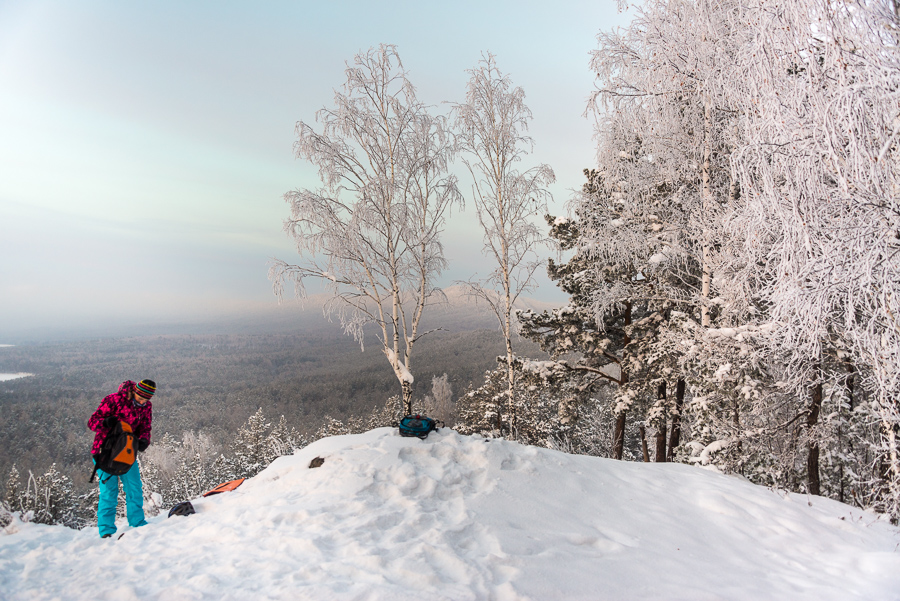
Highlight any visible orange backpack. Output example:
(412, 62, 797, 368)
(90, 421, 136, 482)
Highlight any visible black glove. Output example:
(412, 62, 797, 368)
(102, 416, 118, 429)
(137, 439, 150, 453)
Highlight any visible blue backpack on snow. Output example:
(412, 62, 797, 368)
(398, 415, 440, 439)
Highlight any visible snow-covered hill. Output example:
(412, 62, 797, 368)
(2, 428, 898, 600)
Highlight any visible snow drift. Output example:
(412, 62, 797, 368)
(1, 428, 898, 600)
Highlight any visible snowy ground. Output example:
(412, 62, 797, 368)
(2, 428, 899, 600)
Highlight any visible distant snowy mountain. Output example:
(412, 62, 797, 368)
(2, 429, 898, 600)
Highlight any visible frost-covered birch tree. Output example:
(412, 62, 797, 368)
(270, 45, 460, 414)
(724, 0, 900, 520)
(453, 53, 555, 435)
(580, 0, 900, 519)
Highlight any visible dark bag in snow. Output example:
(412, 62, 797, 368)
(90, 420, 136, 482)
(168, 501, 196, 518)
(398, 414, 438, 439)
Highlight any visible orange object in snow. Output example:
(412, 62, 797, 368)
(202, 478, 246, 497)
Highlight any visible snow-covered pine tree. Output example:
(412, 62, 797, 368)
(2, 465, 23, 516)
(313, 416, 352, 440)
(168, 452, 212, 505)
(2, 464, 89, 528)
(266, 415, 306, 460)
(517, 173, 636, 458)
(25, 465, 79, 527)
(141, 430, 224, 507)
(230, 409, 272, 479)
(345, 397, 400, 433)
(455, 353, 612, 453)
(585, 0, 755, 462)
(652, 313, 788, 482)
(456, 357, 562, 445)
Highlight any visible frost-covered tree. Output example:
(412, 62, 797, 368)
(518, 179, 637, 459)
(2, 465, 23, 515)
(519, 173, 702, 462)
(1, 465, 80, 527)
(453, 53, 555, 434)
(141, 431, 222, 507)
(423, 373, 454, 426)
(313, 416, 353, 440)
(722, 0, 900, 520)
(653, 313, 786, 478)
(580, 0, 797, 473)
(230, 408, 273, 479)
(457, 354, 615, 454)
(589, 0, 742, 323)
(267, 415, 307, 459)
(169, 451, 215, 505)
(580, 0, 900, 521)
(140, 417, 303, 508)
(584, 0, 753, 460)
(270, 44, 461, 414)
(301, 400, 402, 443)
(2, 464, 95, 529)
(457, 357, 563, 445)
(140, 432, 180, 506)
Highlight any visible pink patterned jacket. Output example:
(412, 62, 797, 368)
(88, 380, 152, 455)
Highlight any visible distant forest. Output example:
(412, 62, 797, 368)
(0, 304, 543, 492)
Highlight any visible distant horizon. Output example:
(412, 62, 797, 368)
(0, 283, 564, 343)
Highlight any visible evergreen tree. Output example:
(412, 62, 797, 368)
(313, 416, 352, 441)
(584, 0, 750, 460)
(265, 415, 306, 462)
(347, 397, 401, 434)
(10, 465, 81, 528)
(230, 409, 272, 479)
(457, 355, 611, 453)
(169, 452, 214, 503)
(518, 170, 669, 459)
(3, 465, 23, 515)
(4, 463, 95, 529)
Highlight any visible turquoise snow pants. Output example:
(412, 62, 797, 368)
(95, 459, 147, 537)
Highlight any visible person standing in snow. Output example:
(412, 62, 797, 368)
(88, 379, 155, 538)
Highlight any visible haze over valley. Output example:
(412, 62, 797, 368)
(0, 289, 548, 485)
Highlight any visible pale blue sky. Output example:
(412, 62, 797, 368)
(0, 0, 630, 337)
